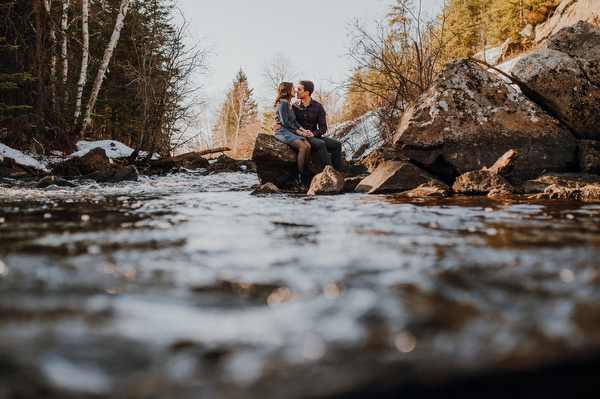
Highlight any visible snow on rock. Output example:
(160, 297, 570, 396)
(1, 139, 160, 174)
(474, 43, 505, 65)
(0, 143, 50, 172)
(329, 110, 386, 161)
(72, 140, 158, 160)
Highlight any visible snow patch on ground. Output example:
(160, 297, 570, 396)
(0, 143, 50, 172)
(474, 43, 505, 65)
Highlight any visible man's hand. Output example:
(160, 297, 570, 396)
(304, 131, 314, 138)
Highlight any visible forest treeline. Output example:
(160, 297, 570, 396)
(1, 0, 564, 158)
(0, 0, 206, 158)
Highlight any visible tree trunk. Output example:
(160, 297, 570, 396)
(74, 0, 89, 122)
(44, 1, 57, 110)
(80, 0, 131, 137)
(34, 0, 45, 143)
(60, 0, 70, 106)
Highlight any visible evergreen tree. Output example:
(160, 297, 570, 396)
(213, 69, 257, 146)
(443, 0, 556, 57)
(0, 0, 208, 155)
(0, 37, 35, 121)
(444, 0, 490, 57)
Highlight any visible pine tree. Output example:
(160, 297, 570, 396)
(444, 0, 491, 57)
(0, 0, 209, 154)
(0, 37, 35, 120)
(443, 0, 554, 57)
(213, 69, 257, 147)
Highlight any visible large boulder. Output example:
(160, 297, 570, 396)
(0, 157, 30, 177)
(359, 147, 408, 173)
(53, 147, 112, 176)
(251, 133, 331, 188)
(252, 133, 301, 188)
(511, 21, 600, 141)
(393, 58, 577, 181)
(355, 160, 437, 194)
(78, 147, 112, 174)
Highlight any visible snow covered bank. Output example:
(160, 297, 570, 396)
(1, 140, 159, 174)
(0, 143, 50, 172)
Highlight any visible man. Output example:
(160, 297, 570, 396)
(274, 80, 343, 172)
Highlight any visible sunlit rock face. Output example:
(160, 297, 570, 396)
(453, 170, 514, 195)
(354, 160, 436, 194)
(392, 58, 577, 181)
(511, 20, 600, 141)
(307, 166, 344, 196)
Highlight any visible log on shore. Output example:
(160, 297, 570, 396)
(147, 147, 230, 169)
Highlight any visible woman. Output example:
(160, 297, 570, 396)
(273, 82, 311, 187)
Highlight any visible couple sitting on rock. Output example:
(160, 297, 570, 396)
(273, 80, 342, 188)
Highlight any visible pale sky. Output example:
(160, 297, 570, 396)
(175, 0, 443, 106)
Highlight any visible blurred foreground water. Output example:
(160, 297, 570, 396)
(1, 171, 600, 398)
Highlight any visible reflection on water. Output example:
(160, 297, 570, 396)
(1, 172, 600, 398)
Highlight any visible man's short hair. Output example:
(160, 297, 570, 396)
(299, 80, 314, 96)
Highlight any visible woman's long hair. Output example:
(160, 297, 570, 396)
(274, 82, 294, 108)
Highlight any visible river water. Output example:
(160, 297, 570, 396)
(1, 170, 600, 398)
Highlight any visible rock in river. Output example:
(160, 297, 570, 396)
(307, 165, 344, 196)
(393, 58, 577, 181)
(355, 160, 437, 194)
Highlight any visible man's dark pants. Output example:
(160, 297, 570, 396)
(307, 136, 342, 172)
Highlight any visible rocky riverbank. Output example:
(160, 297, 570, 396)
(252, 20, 600, 200)
(3, 21, 600, 202)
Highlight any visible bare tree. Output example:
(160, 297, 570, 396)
(60, 0, 70, 106)
(73, 0, 89, 122)
(80, 0, 131, 136)
(43, 0, 59, 110)
(313, 86, 343, 126)
(259, 52, 299, 106)
(127, 7, 210, 159)
(345, 0, 450, 140)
